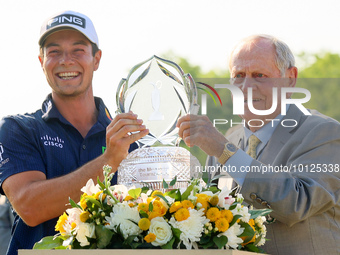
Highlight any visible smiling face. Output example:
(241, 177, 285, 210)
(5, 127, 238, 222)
(39, 29, 101, 99)
(229, 37, 297, 131)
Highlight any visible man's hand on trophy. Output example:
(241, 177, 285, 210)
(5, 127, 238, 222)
(104, 112, 149, 170)
(177, 114, 227, 158)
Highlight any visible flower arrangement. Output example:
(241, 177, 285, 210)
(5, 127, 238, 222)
(34, 165, 271, 253)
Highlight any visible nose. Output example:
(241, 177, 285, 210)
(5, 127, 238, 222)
(241, 77, 257, 92)
(59, 51, 74, 66)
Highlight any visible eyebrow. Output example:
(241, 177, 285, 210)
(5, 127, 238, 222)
(45, 40, 89, 49)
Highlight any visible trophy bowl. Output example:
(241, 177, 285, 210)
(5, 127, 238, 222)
(116, 55, 201, 190)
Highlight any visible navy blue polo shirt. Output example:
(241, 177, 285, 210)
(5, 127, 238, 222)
(0, 94, 137, 254)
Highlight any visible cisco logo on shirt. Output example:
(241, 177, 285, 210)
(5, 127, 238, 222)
(41, 135, 65, 148)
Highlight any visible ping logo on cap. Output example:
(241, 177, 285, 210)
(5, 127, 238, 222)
(47, 14, 86, 29)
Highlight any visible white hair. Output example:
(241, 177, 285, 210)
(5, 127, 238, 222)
(229, 34, 295, 77)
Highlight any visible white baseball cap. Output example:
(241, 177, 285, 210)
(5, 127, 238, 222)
(39, 10, 99, 48)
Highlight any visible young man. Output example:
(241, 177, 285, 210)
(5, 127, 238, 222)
(177, 35, 340, 255)
(0, 10, 148, 255)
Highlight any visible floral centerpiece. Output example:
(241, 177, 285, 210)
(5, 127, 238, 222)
(34, 165, 271, 253)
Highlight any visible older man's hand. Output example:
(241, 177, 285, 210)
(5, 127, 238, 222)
(177, 114, 227, 158)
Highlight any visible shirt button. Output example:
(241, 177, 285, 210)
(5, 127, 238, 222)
(82, 145, 86, 150)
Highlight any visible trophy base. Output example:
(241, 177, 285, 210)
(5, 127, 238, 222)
(117, 146, 201, 190)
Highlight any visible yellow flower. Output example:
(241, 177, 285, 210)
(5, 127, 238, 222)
(209, 195, 219, 206)
(169, 201, 183, 213)
(221, 209, 233, 223)
(175, 208, 190, 221)
(148, 211, 161, 220)
(152, 200, 167, 216)
(94, 191, 104, 200)
(206, 207, 221, 222)
(80, 211, 90, 223)
(71, 222, 77, 230)
(151, 190, 163, 199)
(138, 203, 149, 213)
(138, 218, 151, 231)
(181, 200, 194, 209)
(196, 194, 211, 212)
(144, 233, 156, 243)
(80, 195, 88, 210)
(55, 212, 68, 234)
(215, 218, 229, 232)
(124, 195, 134, 201)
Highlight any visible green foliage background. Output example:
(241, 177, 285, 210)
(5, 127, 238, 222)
(162, 51, 340, 166)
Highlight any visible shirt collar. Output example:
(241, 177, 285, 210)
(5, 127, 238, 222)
(41, 94, 112, 127)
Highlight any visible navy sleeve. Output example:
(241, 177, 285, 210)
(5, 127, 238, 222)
(0, 117, 46, 195)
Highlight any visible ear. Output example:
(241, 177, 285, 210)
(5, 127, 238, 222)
(38, 55, 43, 67)
(93, 50, 102, 71)
(286, 66, 298, 88)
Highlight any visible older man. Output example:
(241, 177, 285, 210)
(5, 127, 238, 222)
(0, 10, 148, 255)
(177, 35, 340, 255)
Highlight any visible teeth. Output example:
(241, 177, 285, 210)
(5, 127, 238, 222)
(58, 72, 79, 79)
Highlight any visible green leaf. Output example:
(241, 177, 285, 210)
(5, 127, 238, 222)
(181, 184, 193, 200)
(97, 177, 106, 190)
(164, 189, 177, 198)
(213, 235, 228, 249)
(161, 237, 175, 249)
(149, 202, 154, 212)
(175, 190, 182, 201)
(139, 211, 149, 218)
(229, 214, 242, 227)
(155, 194, 169, 205)
(128, 188, 141, 199)
(95, 225, 114, 248)
(169, 176, 177, 186)
(239, 222, 255, 243)
(33, 236, 65, 250)
(249, 208, 272, 219)
(163, 179, 169, 189)
(69, 198, 82, 210)
(171, 227, 182, 240)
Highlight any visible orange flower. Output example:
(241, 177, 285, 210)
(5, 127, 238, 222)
(215, 218, 229, 232)
(138, 203, 149, 213)
(220, 209, 233, 223)
(196, 193, 210, 212)
(169, 201, 183, 213)
(206, 207, 221, 222)
(175, 208, 190, 221)
(144, 233, 156, 243)
(181, 200, 194, 209)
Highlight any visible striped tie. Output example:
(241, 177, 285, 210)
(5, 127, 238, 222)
(246, 135, 261, 159)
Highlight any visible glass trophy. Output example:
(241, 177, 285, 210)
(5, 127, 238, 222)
(116, 55, 201, 189)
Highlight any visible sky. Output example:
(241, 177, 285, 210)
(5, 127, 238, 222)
(1, 0, 340, 118)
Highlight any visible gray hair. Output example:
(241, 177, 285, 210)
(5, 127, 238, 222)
(230, 34, 295, 77)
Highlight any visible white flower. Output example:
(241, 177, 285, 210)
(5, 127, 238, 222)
(105, 202, 142, 239)
(236, 193, 244, 203)
(218, 187, 234, 209)
(218, 223, 244, 249)
(231, 204, 250, 222)
(76, 222, 96, 246)
(81, 179, 101, 196)
(148, 217, 173, 246)
(169, 208, 209, 249)
(64, 207, 82, 235)
(255, 216, 266, 225)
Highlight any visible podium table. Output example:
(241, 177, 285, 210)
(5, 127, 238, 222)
(19, 249, 261, 255)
